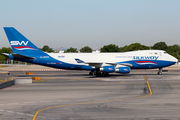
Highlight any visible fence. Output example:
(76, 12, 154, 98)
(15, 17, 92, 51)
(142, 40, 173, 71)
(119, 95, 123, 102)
(0, 60, 31, 65)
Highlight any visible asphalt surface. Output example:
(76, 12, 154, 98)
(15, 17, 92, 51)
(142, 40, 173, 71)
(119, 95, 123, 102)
(0, 70, 180, 120)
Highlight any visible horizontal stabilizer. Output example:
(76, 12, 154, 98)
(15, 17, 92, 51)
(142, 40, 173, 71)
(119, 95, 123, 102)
(2, 53, 9, 56)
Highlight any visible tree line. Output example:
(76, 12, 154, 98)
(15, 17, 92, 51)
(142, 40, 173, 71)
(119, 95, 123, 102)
(0, 47, 12, 61)
(64, 42, 180, 61)
(100, 42, 180, 61)
(0, 41, 180, 61)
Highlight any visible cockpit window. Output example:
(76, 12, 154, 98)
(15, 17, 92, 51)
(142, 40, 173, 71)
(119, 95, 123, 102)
(164, 52, 167, 54)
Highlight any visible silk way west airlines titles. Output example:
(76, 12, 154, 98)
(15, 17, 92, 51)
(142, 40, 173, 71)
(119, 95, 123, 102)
(3, 27, 178, 76)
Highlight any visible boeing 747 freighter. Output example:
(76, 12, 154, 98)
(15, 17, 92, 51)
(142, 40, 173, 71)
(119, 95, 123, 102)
(3, 27, 178, 76)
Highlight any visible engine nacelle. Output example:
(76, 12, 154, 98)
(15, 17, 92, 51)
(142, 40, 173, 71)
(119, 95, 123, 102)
(9, 53, 14, 59)
(100, 66, 115, 73)
(115, 67, 130, 73)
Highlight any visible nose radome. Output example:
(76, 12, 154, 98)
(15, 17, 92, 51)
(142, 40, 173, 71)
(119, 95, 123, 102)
(173, 56, 178, 63)
(174, 57, 178, 62)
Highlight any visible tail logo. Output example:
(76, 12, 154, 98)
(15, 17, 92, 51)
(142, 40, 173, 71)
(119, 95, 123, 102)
(10, 41, 28, 46)
(10, 41, 36, 50)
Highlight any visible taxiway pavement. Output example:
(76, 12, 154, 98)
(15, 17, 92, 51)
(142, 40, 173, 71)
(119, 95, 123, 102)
(0, 70, 180, 120)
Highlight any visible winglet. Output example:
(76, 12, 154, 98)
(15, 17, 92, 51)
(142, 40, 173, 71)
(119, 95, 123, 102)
(75, 58, 84, 63)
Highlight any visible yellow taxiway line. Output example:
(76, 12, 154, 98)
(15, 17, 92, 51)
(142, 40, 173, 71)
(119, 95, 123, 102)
(0, 80, 9, 82)
(120, 81, 124, 84)
(144, 75, 152, 95)
(32, 75, 152, 120)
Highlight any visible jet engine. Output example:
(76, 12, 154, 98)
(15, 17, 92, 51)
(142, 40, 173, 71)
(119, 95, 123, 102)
(115, 67, 130, 73)
(100, 66, 115, 73)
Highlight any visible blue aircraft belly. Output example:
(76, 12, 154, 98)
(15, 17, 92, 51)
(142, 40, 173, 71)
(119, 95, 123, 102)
(30, 56, 95, 70)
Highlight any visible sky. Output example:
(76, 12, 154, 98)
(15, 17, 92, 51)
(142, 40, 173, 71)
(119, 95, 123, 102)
(0, 0, 180, 49)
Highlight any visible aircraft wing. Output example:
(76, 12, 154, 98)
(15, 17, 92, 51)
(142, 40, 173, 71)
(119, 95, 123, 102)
(85, 62, 132, 68)
(85, 62, 103, 68)
(75, 58, 132, 67)
(106, 63, 133, 67)
(75, 59, 103, 67)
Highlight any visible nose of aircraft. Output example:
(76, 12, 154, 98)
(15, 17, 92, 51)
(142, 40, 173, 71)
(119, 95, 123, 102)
(166, 53, 178, 65)
(172, 56, 178, 64)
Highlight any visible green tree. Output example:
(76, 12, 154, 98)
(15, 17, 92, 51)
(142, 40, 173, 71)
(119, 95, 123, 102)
(0, 47, 12, 61)
(0, 55, 6, 61)
(152, 42, 167, 50)
(64, 47, 78, 53)
(40, 45, 54, 53)
(119, 45, 127, 52)
(166, 44, 180, 61)
(0, 47, 12, 54)
(80, 46, 92, 53)
(100, 44, 119, 52)
(41, 45, 49, 51)
(122, 43, 149, 52)
(47, 48, 55, 53)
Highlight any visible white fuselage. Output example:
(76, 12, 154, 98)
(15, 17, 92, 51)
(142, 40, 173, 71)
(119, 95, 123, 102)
(47, 50, 177, 67)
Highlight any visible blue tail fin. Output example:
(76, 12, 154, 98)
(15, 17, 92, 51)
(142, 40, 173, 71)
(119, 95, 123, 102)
(3, 27, 43, 55)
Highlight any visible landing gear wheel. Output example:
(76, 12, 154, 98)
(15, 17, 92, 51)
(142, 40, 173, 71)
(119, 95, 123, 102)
(90, 70, 101, 77)
(89, 71, 92, 75)
(102, 72, 109, 77)
(157, 68, 163, 75)
(96, 71, 102, 76)
(157, 71, 162, 75)
(92, 71, 96, 76)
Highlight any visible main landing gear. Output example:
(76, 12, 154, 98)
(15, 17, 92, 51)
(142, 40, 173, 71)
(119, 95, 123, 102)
(89, 70, 97, 76)
(89, 70, 109, 77)
(157, 68, 163, 75)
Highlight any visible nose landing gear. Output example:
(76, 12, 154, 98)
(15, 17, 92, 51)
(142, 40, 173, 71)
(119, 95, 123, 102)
(157, 68, 162, 75)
